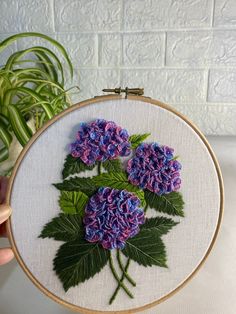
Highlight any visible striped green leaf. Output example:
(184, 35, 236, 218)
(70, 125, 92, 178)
(35, 51, 58, 83)
(0, 147, 9, 162)
(0, 125, 12, 147)
(0, 124, 13, 162)
(0, 32, 73, 78)
(40, 104, 54, 119)
(5, 46, 65, 85)
(4, 87, 55, 120)
(7, 105, 33, 146)
(0, 114, 9, 127)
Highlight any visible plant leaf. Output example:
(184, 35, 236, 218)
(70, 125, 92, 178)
(122, 230, 167, 267)
(7, 105, 33, 146)
(141, 217, 178, 236)
(62, 154, 95, 179)
(59, 190, 88, 215)
(0, 114, 9, 128)
(39, 213, 83, 241)
(35, 50, 59, 83)
(53, 177, 97, 197)
(4, 87, 55, 120)
(129, 133, 151, 149)
(0, 32, 73, 78)
(92, 172, 146, 207)
(0, 147, 9, 162)
(144, 190, 184, 217)
(5, 47, 65, 85)
(53, 239, 109, 291)
(102, 159, 123, 173)
(0, 125, 12, 162)
(0, 125, 12, 148)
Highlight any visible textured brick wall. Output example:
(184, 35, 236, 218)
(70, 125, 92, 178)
(1, 0, 236, 135)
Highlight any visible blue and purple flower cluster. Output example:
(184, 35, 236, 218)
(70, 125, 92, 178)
(70, 119, 131, 165)
(127, 143, 182, 195)
(83, 187, 145, 250)
(69, 119, 182, 250)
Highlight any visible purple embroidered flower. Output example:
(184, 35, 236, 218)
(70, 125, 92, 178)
(127, 143, 182, 195)
(70, 119, 131, 165)
(83, 187, 145, 250)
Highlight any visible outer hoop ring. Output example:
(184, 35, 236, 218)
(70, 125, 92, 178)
(6, 95, 224, 314)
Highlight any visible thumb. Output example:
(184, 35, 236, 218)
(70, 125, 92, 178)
(0, 204, 12, 225)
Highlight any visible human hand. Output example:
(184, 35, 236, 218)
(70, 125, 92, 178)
(0, 176, 14, 265)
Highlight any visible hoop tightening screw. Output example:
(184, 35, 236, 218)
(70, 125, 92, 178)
(102, 87, 144, 98)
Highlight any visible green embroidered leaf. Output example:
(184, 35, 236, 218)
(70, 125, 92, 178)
(39, 214, 83, 241)
(134, 190, 146, 208)
(129, 133, 151, 149)
(62, 155, 95, 179)
(102, 159, 123, 173)
(93, 171, 129, 189)
(144, 190, 184, 217)
(122, 230, 167, 267)
(93, 172, 146, 207)
(173, 155, 179, 160)
(59, 191, 88, 215)
(53, 177, 97, 197)
(53, 239, 109, 291)
(141, 217, 179, 236)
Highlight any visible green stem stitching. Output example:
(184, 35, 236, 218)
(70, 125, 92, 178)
(108, 252, 133, 301)
(116, 250, 136, 286)
(109, 256, 132, 304)
(144, 203, 148, 212)
(97, 161, 102, 175)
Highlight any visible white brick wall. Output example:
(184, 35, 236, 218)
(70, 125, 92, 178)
(1, 0, 236, 135)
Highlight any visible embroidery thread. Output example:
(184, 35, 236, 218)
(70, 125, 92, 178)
(39, 119, 185, 304)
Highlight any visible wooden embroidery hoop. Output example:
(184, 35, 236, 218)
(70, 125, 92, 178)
(6, 94, 224, 314)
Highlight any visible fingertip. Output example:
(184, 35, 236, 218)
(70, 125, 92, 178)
(0, 248, 14, 266)
(0, 204, 12, 224)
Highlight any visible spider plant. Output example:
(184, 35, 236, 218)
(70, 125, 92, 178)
(0, 32, 78, 175)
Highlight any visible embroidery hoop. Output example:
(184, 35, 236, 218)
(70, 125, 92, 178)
(6, 94, 224, 314)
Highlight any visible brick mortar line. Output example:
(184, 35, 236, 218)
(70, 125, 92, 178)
(164, 31, 167, 67)
(206, 69, 211, 102)
(51, 0, 56, 33)
(49, 28, 236, 33)
(77, 67, 236, 71)
(2, 29, 236, 38)
(211, 0, 216, 27)
(120, 0, 124, 32)
(95, 34, 99, 67)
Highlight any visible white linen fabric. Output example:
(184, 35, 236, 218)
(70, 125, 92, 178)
(9, 98, 221, 312)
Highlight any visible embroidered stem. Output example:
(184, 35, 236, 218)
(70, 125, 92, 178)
(117, 250, 136, 286)
(108, 252, 133, 301)
(144, 203, 148, 212)
(109, 257, 132, 304)
(97, 161, 102, 175)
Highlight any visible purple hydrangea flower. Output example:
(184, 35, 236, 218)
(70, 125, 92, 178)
(83, 187, 145, 250)
(127, 143, 182, 195)
(70, 119, 131, 165)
